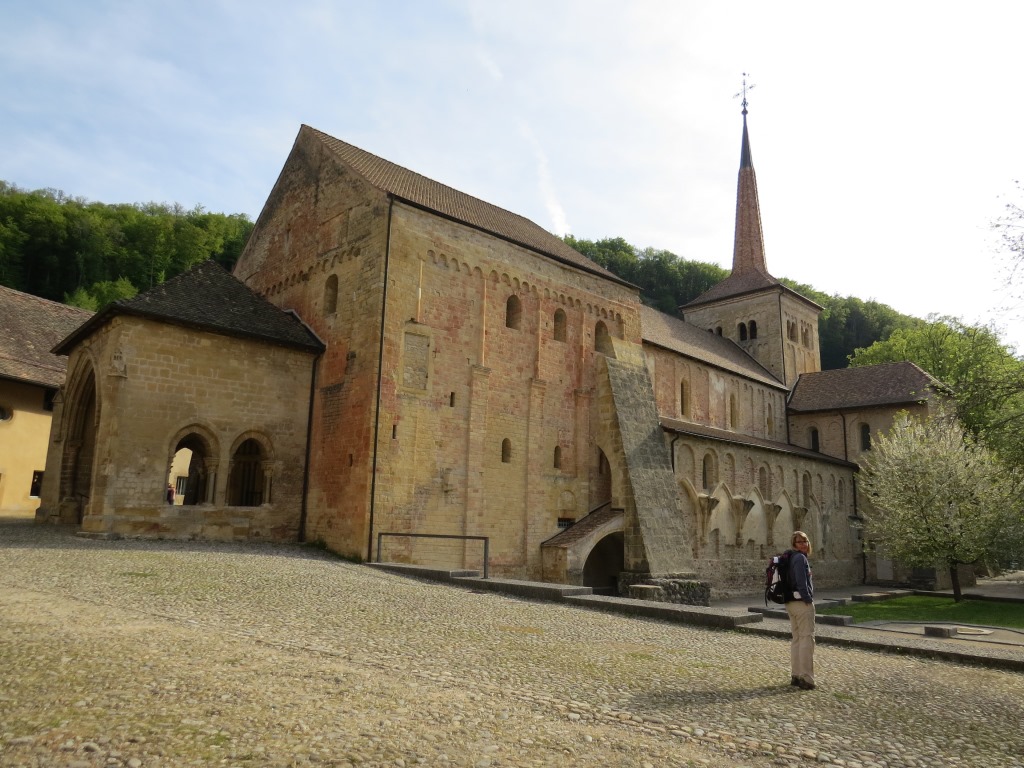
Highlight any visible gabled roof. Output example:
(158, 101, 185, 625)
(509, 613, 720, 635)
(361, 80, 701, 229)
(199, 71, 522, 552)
(788, 361, 946, 413)
(54, 261, 324, 355)
(660, 416, 858, 468)
(681, 269, 783, 309)
(640, 305, 785, 390)
(307, 126, 633, 289)
(0, 286, 94, 388)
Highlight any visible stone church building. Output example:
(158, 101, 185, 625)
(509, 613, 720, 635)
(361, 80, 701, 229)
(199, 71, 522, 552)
(37, 112, 945, 596)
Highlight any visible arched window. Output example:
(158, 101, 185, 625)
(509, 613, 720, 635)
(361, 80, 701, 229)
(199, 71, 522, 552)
(728, 394, 738, 430)
(810, 427, 820, 452)
(501, 438, 512, 463)
(553, 446, 562, 469)
(679, 380, 689, 418)
(738, 323, 748, 341)
(701, 453, 717, 490)
(860, 423, 872, 451)
(505, 295, 522, 330)
(749, 320, 758, 339)
(323, 274, 338, 314)
(715, 326, 723, 336)
(553, 309, 567, 342)
(595, 321, 613, 355)
(228, 438, 265, 506)
(758, 466, 770, 497)
(766, 404, 775, 436)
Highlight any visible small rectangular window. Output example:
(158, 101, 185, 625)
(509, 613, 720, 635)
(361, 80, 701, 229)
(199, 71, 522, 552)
(557, 517, 575, 530)
(30, 471, 44, 497)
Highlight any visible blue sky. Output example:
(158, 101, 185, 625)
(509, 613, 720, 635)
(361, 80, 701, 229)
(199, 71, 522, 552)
(3, 1, 1023, 353)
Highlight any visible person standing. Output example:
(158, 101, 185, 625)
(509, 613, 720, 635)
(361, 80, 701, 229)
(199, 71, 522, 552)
(166, 483, 175, 505)
(786, 530, 815, 690)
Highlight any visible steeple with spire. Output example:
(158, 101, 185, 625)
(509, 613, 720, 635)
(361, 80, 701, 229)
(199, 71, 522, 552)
(732, 90, 768, 277)
(681, 80, 822, 388)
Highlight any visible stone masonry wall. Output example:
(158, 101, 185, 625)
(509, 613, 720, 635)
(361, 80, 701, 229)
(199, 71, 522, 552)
(601, 339, 694, 576)
(43, 315, 315, 540)
(233, 129, 390, 559)
(371, 203, 641, 578)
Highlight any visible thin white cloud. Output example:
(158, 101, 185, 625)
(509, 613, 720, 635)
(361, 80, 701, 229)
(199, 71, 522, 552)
(2, 0, 1023, 350)
(519, 121, 570, 236)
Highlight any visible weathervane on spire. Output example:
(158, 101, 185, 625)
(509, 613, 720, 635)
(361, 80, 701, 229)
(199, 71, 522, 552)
(734, 72, 756, 115)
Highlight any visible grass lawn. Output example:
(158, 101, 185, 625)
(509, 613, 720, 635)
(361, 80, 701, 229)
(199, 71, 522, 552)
(816, 595, 1024, 630)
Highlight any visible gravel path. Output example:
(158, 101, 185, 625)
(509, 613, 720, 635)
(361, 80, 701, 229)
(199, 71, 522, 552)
(1, 519, 1022, 768)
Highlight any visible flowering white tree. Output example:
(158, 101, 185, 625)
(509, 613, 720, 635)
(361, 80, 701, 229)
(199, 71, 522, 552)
(860, 409, 1024, 600)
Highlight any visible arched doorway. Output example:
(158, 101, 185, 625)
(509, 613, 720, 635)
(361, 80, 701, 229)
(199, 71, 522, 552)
(582, 532, 624, 594)
(58, 365, 98, 524)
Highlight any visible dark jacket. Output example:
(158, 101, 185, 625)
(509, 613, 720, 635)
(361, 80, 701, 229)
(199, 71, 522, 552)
(786, 549, 814, 604)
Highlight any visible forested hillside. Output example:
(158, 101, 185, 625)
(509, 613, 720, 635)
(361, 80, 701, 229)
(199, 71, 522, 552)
(0, 182, 253, 310)
(0, 181, 927, 368)
(564, 235, 922, 369)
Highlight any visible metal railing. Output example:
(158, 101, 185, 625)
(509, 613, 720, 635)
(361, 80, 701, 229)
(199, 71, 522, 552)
(376, 532, 490, 579)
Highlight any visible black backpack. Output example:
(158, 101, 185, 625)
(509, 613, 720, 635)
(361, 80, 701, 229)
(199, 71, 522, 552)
(764, 550, 792, 606)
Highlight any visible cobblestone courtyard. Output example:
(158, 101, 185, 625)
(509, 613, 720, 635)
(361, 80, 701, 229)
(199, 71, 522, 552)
(1, 519, 1022, 768)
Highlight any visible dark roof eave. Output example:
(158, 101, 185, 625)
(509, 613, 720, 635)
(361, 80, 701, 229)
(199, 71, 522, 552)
(392, 195, 639, 292)
(0, 371, 60, 390)
(682, 282, 823, 313)
(54, 304, 325, 356)
(787, 397, 931, 415)
(660, 418, 858, 469)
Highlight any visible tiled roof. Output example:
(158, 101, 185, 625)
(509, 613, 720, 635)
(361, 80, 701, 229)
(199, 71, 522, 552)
(541, 504, 622, 547)
(660, 417, 858, 468)
(788, 361, 945, 413)
(681, 269, 781, 309)
(307, 127, 632, 288)
(640, 305, 785, 389)
(0, 285, 93, 388)
(54, 261, 324, 355)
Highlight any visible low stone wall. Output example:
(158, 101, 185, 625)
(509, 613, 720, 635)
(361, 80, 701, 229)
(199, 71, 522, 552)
(619, 571, 711, 607)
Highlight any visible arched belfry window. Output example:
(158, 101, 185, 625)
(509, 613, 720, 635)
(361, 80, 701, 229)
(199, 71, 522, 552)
(505, 295, 522, 330)
(501, 438, 512, 463)
(738, 323, 748, 341)
(810, 427, 820, 452)
(749, 320, 758, 339)
(553, 445, 562, 469)
(553, 308, 567, 342)
(323, 274, 338, 314)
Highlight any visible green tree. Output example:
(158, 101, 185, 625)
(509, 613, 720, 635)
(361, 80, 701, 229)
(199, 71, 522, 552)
(850, 316, 1024, 466)
(65, 277, 138, 311)
(0, 181, 253, 302)
(860, 409, 1024, 600)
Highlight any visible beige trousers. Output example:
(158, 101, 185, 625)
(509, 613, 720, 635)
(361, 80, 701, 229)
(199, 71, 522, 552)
(785, 600, 815, 684)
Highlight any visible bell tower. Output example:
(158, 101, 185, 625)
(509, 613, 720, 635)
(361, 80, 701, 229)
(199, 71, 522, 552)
(681, 86, 821, 388)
